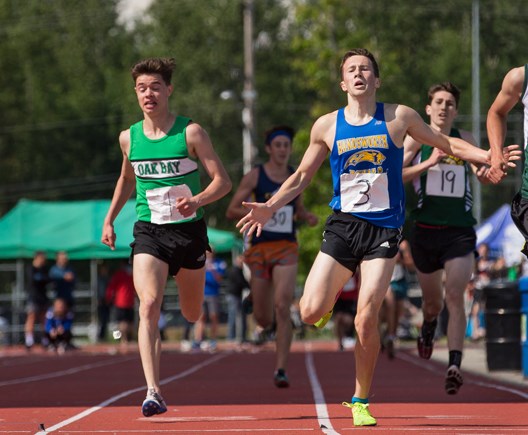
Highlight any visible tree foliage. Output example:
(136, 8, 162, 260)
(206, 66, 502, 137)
(0, 0, 526, 278)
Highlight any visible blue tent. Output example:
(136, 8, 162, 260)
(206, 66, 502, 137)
(476, 204, 524, 264)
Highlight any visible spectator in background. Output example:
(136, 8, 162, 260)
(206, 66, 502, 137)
(334, 275, 360, 352)
(225, 254, 250, 344)
(380, 238, 415, 359)
(45, 297, 74, 354)
(49, 251, 76, 309)
(24, 251, 51, 349)
(106, 260, 136, 345)
(193, 250, 226, 351)
(97, 261, 111, 341)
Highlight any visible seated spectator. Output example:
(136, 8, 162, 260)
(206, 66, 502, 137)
(45, 298, 74, 354)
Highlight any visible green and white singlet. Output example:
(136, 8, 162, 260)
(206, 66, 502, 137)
(520, 64, 528, 199)
(411, 128, 476, 227)
(128, 116, 203, 224)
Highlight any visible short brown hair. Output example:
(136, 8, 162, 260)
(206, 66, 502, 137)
(340, 48, 379, 78)
(427, 82, 460, 108)
(131, 58, 175, 85)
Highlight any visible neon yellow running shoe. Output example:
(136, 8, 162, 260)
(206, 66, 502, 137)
(313, 310, 333, 328)
(342, 401, 377, 426)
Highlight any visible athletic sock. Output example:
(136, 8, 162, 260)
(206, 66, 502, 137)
(448, 350, 462, 368)
(352, 396, 368, 404)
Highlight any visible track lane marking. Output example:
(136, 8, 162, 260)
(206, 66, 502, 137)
(304, 342, 340, 435)
(0, 356, 137, 387)
(34, 353, 228, 435)
(397, 352, 528, 400)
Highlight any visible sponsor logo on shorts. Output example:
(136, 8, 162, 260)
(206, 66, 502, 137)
(196, 253, 206, 262)
(380, 241, 390, 248)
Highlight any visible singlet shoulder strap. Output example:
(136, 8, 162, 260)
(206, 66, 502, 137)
(523, 64, 528, 97)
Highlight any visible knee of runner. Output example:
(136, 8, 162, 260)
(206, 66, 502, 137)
(422, 297, 444, 318)
(138, 298, 160, 320)
(181, 307, 202, 323)
(299, 301, 323, 325)
(274, 301, 291, 320)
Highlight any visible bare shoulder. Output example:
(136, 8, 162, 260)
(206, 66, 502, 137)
(312, 110, 338, 148)
(503, 65, 525, 93)
(185, 121, 207, 141)
(119, 129, 131, 156)
(185, 121, 214, 158)
(385, 103, 422, 146)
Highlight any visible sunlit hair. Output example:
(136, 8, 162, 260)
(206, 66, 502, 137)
(427, 82, 460, 108)
(340, 48, 379, 78)
(131, 58, 175, 85)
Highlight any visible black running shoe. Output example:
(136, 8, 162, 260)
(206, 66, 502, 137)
(274, 369, 289, 388)
(445, 365, 463, 395)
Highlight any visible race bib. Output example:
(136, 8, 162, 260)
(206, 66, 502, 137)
(146, 185, 196, 224)
(425, 163, 465, 198)
(340, 172, 389, 213)
(263, 205, 294, 233)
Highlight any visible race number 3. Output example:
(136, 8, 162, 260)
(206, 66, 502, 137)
(340, 172, 389, 212)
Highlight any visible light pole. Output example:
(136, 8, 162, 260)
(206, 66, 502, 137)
(242, 0, 257, 174)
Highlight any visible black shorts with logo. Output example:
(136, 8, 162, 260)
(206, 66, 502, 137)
(130, 219, 209, 276)
(410, 223, 476, 274)
(320, 211, 402, 273)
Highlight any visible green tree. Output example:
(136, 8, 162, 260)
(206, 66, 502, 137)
(0, 0, 136, 212)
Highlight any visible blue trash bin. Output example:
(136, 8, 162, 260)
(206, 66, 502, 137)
(519, 277, 528, 378)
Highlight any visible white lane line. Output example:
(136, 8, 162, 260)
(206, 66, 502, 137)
(397, 352, 528, 400)
(304, 342, 340, 435)
(35, 353, 228, 435)
(47, 430, 315, 433)
(0, 356, 137, 387)
(337, 427, 528, 432)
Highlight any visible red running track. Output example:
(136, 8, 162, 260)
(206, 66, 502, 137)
(0, 340, 527, 434)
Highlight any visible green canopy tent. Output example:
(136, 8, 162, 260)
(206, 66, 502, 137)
(0, 199, 241, 259)
(0, 199, 242, 343)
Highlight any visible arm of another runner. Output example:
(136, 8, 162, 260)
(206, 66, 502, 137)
(237, 114, 332, 237)
(102, 130, 136, 250)
(401, 105, 521, 171)
(487, 66, 525, 184)
(401, 134, 445, 183)
(225, 168, 259, 221)
(179, 122, 232, 218)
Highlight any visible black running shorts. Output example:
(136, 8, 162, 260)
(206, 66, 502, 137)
(130, 219, 209, 276)
(511, 192, 528, 257)
(320, 211, 402, 273)
(410, 224, 476, 274)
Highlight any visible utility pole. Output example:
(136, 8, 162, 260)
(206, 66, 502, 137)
(472, 0, 482, 223)
(242, 0, 257, 174)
